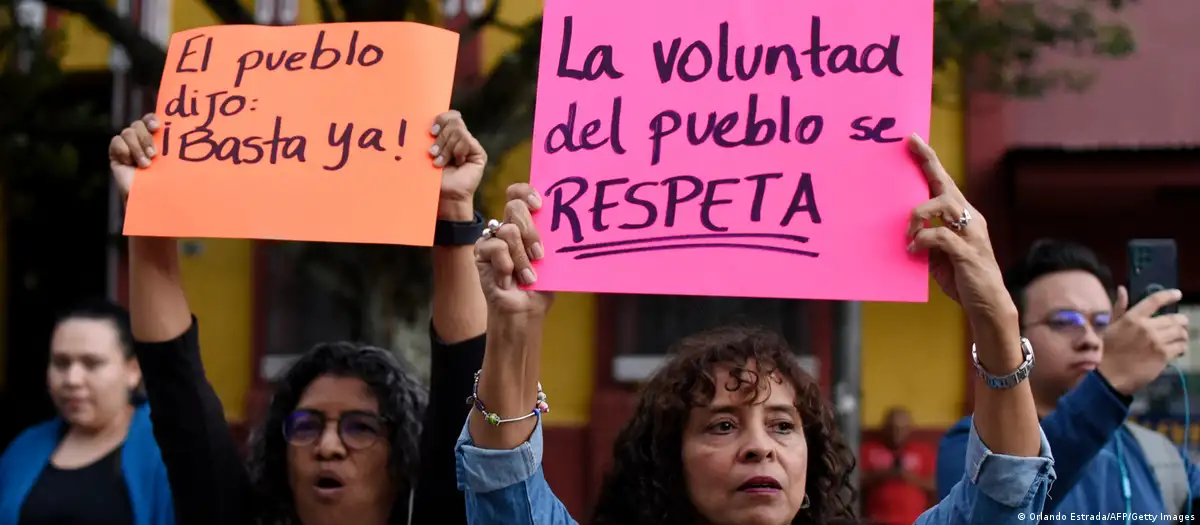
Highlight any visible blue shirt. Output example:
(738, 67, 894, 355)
(457, 413, 1055, 525)
(0, 403, 176, 525)
(937, 372, 1200, 522)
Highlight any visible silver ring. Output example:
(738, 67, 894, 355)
(481, 219, 503, 240)
(950, 208, 972, 231)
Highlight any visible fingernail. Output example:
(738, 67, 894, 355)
(501, 275, 512, 290)
(521, 268, 537, 285)
(146, 147, 156, 157)
(531, 242, 544, 260)
(148, 120, 158, 131)
(526, 194, 542, 210)
(434, 155, 445, 167)
(429, 144, 440, 156)
(138, 158, 150, 168)
(430, 124, 441, 135)
(906, 241, 915, 253)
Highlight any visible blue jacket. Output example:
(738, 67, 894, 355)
(455, 413, 1056, 525)
(937, 371, 1200, 521)
(0, 403, 176, 525)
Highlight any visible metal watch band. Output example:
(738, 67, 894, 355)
(433, 210, 485, 246)
(970, 337, 1035, 390)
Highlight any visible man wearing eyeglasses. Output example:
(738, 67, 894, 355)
(935, 239, 1196, 521)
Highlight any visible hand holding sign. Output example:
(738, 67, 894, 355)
(431, 110, 487, 219)
(526, 0, 935, 302)
(110, 114, 160, 199)
(123, 23, 459, 246)
(903, 134, 1007, 325)
(475, 183, 554, 317)
(114, 109, 480, 232)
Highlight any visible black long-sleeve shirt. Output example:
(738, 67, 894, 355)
(133, 317, 484, 525)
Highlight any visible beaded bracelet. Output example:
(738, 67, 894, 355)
(466, 369, 549, 426)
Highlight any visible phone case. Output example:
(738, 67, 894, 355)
(1128, 239, 1179, 315)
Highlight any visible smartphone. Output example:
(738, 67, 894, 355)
(1127, 239, 1179, 316)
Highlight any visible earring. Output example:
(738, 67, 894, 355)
(800, 494, 810, 509)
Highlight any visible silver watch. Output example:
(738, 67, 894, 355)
(971, 338, 1035, 389)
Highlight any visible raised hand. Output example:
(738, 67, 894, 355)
(905, 134, 1010, 325)
(108, 114, 159, 199)
(474, 183, 554, 317)
(1099, 286, 1189, 394)
(429, 110, 485, 220)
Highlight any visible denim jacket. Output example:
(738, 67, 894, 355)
(456, 414, 1056, 525)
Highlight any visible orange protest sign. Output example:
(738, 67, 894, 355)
(123, 23, 459, 245)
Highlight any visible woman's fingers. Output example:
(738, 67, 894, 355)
(909, 225, 971, 262)
(504, 198, 544, 260)
(908, 134, 964, 200)
(505, 183, 543, 211)
(494, 223, 535, 285)
(906, 194, 965, 239)
(130, 119, 157, 157)
(120, 128, 150, 168)
(109, 135, 134, 167)
(430, 110, 465, 168)
(475, 236, 515, 290)
(141, 113, 160, 132)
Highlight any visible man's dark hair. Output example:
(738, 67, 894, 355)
(54, 299, 135, 358)
(52, 298, 145, 404)
(1003, 239, 1116, 320)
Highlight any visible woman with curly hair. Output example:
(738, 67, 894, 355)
(456, 134, 1055, 525)
(107, 111, 492, 525)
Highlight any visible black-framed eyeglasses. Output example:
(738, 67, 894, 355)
(1025, 309, 1112, 337)
(282, 409, 388, 450)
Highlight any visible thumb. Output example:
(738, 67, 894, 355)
(1113, 286, 1129, 319)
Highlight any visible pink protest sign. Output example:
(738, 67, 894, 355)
(527, 0, 934, 301)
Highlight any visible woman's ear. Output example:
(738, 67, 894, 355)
(126, 357, 143, 391)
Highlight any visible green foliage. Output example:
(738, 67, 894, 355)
(934, 0, 1137, 97)
(0, 6, 109, 218)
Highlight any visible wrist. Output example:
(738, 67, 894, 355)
(968, 309, 1023, 372)
(437, 199, 475, 221)
(1096, 362, 1137, 395)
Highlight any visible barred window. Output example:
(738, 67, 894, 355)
(609, 294, 814, 382)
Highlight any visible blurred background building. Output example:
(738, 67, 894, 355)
(0, 0, 1197, 517)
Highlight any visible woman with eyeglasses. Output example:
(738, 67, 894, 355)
(107, 111, 490, 525)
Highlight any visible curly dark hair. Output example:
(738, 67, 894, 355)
(246, 341, 428, 525)
(591, 326, 858, 525)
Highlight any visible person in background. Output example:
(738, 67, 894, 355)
(455, 134, 1056, 525)
(936, 240, 1196, 520)
(0, 300, 175, 525)
(860, 407, 935, 525)
(109, 110, 488, 525)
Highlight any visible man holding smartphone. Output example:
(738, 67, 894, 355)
(935, 239, 1196, 521)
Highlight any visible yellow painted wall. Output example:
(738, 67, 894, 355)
(59, 11, 111, 70)
(861, 70, 966, 430)
(178, 240, 254, 421)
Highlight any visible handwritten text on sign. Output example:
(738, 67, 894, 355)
(123, 23, 458, 245)
(526, 0, 934, 301)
